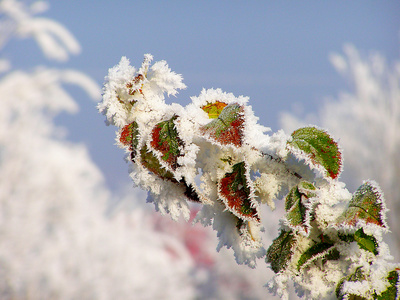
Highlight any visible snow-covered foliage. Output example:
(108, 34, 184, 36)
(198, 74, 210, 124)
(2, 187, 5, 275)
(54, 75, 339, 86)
(0, 63, 199, 299)
(0, 1, 276, 299)
(281, 44, 400, 262)
(100, 54, 400, 299)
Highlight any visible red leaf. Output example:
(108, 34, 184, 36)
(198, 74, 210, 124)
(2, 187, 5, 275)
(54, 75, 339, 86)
(218, 162, 259, 222)
(150, 116, 183, 170)
(200, 104, 245, 147)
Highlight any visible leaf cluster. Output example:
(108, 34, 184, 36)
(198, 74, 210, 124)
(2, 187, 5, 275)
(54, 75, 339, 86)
(99, 55, 399, 299)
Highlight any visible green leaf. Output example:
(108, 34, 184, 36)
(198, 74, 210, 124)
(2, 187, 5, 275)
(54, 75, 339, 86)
(297, 181, 317, 195)
(348, 267, 366, 282)
(297, 240, 335, 271)
(150, 115, 183, 170)
(266, 230, 295, 273)
(284, 181, 316, 235)
(218, 161, 259, 221)
(337, 181, 387, 228)
(355, 228, 379, 255)
(322, 247, 341, 264)
(201, 101, 228, 119)
(339, 228, 379, 255)
(200, 103, 245, 147)
(140, 144, 176, 181)
(119, 121, 139, 150)
(374, 269, 400, 300)
(337, 267, 399, 300)
(140, 146, 202, 203)
(120, 121, 140, 162)
(287, 126, 342, 179)
(336, 267, 367, 300)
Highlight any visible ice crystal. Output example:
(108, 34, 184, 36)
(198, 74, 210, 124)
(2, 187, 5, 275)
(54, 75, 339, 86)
(99, 54, 399, 299)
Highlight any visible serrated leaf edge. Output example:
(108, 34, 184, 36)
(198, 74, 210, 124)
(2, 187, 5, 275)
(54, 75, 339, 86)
(287, 125, 343, 181)
(300, 247, 336, 273)
(266, 230, 296, 274)
(282, 182, 317, 237)
(200, 103, 246, 148)
(218, 161, 260, 222)
(334, 180, 389, 234)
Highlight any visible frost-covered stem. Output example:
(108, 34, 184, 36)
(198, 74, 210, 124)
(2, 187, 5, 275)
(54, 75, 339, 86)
(262, 151, 302, 180)
(99, 54, 400, 300)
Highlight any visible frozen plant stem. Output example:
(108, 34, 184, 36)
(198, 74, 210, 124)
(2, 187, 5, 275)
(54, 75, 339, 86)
(262, 151, 303, 180)
(98, 54, 400, 300)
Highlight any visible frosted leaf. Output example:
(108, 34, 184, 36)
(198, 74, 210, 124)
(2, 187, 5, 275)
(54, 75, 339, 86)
(266, 230, 295, 274)
(374, 268, 399, 300)
(118, 121, 139, 153)
(296, 238, 337, 271)
(287, 126, 342, 180)
(339, 228, 379, 256)
(123, 113, 202, 209)
(189, 88, 250, 131)
(200, 103, 245, 147)
(139, 144, 176, 181)
(192, 88, 270, 150)
(336, 180, 388, 232)
(201, 101, 227, 119)
(335, 267, 369, 299)
(98, 53, 400, 299)
(218, 161, 260, 222)
(283, 181, 316, 236)
(136, 114, 201, 203)
(149, 115, 182, 171)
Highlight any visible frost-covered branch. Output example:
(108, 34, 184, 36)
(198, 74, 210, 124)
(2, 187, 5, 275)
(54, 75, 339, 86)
(99, 54, 400, 299)
(0, 0, 80, 60)
(1, 2, 277, 299)
(281, 44, 400, 263)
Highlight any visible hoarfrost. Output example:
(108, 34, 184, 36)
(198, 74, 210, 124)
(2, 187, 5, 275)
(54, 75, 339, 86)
(99, 49, 399, 299)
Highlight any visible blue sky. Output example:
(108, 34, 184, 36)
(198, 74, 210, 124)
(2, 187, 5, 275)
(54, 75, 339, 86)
(6, 1, 400, 192)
